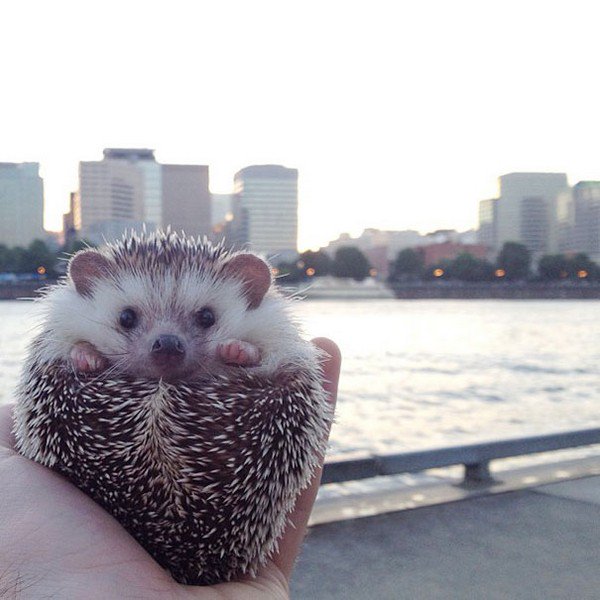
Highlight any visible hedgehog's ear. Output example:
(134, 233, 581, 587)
(224, 254, 272, 309)
(69, 250, 112, 297)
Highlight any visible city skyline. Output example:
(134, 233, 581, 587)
(13, 152, 600, 254)
(3, 2, 600, 250)
(2, 158, 598, 255)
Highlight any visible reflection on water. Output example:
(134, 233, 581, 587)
(292, 299, 600, 455)
(1, 298, 599, 457)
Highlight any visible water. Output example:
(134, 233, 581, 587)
(292, 299, 600, 458)
(1, 299, 599, 460)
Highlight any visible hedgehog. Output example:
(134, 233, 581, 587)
(13, 230, 333, 586)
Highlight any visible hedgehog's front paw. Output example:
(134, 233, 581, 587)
(70, 341, 109, 373)
(218, 339, 261, 367)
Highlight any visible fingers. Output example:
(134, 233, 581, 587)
(268, 337, 341, 582)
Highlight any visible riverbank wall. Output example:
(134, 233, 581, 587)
(390, 282, 600, 299)
(2, 280, 600, 300)
(0, 280, 56, 300)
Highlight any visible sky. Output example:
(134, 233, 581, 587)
(2, 1, 600, 250)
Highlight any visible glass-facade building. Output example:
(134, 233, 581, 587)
(495, 172, 569, 255)
(232, 165, 298, 258)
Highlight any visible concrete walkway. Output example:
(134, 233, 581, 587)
(291, 475, 600, 600)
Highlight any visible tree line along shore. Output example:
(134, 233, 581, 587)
(0, 240, 599, 300)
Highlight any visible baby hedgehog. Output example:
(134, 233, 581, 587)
(14, 230, 333, 585)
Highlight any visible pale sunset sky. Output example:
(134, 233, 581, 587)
(2, 1, 600, 250)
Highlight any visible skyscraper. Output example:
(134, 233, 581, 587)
(231, 165, 298, 258)
(77, 149, 210, 244)
(162, 164, 211, 238)
(0, 162, 44, 247)
(79, 149, 148, 243)
(572, 181, 600, 262)
(495, 172, 568, 255)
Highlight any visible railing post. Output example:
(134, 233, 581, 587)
(463, 461, 495, 486)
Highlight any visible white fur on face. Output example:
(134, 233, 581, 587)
(35, 267, 313, 379)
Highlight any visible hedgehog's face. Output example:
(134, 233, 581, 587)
(64, 247, 272, 381)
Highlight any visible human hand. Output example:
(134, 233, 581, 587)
(0, 337, 340, 599)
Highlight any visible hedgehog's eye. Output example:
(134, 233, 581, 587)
(119, 308, 138, 329)
(196, 307, 215, 329)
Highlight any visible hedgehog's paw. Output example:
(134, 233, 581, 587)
(70, 341, 109, 373)
(218, 339, 261, 367)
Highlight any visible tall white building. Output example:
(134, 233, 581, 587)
(77, 149, 210, 244)
(0, 162, 45, 247)
(232, 165, 298, 258)
(494, 173, 569, 255)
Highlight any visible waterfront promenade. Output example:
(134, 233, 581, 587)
(292, 466, 600, 599)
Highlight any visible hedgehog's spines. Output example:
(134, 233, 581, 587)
(101, 229, 233, 282)
(14, 230, 332, 585)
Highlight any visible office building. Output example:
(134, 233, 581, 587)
(0, 162, 45, 247)
(231, 165, 298, 258)
(493, 173, 568, 255)
(555, 188, 575, 254)
(77, 149, 210, 244)
(79, 150, 147, 244)
(572, 181, 600, 262)
(162, 164, 211, 238)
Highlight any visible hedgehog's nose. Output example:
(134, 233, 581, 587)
(151, 335, 186, 358)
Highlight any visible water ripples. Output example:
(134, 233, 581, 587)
(2, 298, 599, 457)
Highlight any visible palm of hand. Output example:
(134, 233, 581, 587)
(0, 338, 340, 599)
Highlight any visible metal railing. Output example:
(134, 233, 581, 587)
(321, 428, 600, 486)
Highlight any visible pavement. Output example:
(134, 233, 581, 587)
(290, 473, 600, 600)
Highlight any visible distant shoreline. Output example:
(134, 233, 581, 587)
(1, 280, 599, 301)
(0, 280, 56, 301)
(389, 282, 600, 300)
